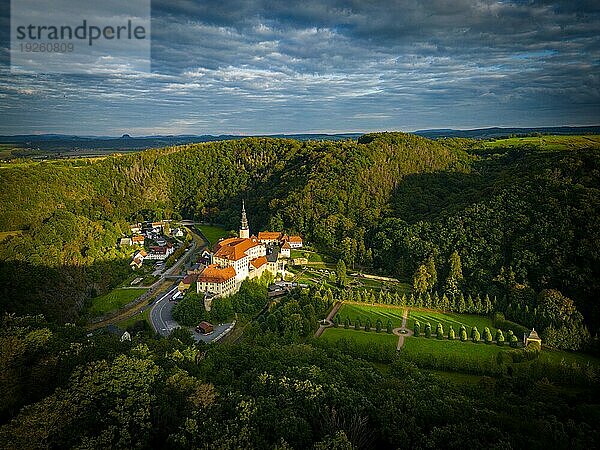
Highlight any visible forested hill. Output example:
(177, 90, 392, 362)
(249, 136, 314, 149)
(0, 133, 599, 333)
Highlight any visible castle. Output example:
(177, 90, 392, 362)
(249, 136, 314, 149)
(196, 202, 302, 299)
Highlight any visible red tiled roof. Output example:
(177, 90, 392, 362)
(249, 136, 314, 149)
(258, 231, 282, 240)
(288, 235, 302, 243)
(213, 237, 260, 261)
(132, 235, 144, 243)
(198, 264, 236, 283)
(250, 256, 268, 269)
(281, 241, 291, 249)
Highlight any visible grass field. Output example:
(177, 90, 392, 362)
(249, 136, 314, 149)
(337, 303, 406, 328)
(89, 288, 148, 317)
(407, 310, 497, 335)
(196, 224, 229, 245)
(402, 337, 505, 365)
(320, 327, 398, 347)
(480, 135, 600, 151)
(115, 307, 151, 329)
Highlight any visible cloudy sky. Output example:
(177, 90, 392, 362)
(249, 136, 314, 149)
(0, 0, 598, 135)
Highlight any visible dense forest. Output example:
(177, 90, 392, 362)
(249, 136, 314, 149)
(0, 133, 598, 334)
(0, 133, 599, 448)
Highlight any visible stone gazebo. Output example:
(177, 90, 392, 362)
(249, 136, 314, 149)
(523, 328, 542, 347)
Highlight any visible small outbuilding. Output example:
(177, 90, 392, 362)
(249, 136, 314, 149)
(523, 328, 542, 347)
(196, 321, 214, 334)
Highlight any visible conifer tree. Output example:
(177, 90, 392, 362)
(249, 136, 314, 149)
(448, 325, 455, 340)
(495, 329, 504, 346)
(424, 322, 432, 338)
(413, 264, 430, 294)
(436, 322, 444, 339)
(426, 253, 438, 289)
(460, 326, 468, 341)
(414, 320, 421, 337)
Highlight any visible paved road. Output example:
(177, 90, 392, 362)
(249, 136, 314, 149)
(150, 285, 180, 336)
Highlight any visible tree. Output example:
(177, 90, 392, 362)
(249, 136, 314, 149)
(386, 320, 393, 334)
(426, 254, 438, 289)
(484, 294, 493, 314)
(333, 315, 340, 328)
(460, 326, 468, 341)
(483, 327, 493, 344)
(354, 318, 361, 330)
(364, 318, 371, 332)
(414, 320, 421, 337)
(444, 250, 463, 296)
(448, 326, 455, 340)
(376, 319, 382, 333)
(336, 260, 347, 288)
(412, 264, 430, 295)
(424, 323, 432, 338)
(495, 329, 504, 346)
(436, 323, 444, 339)
(472, 327, 481, 343)
(344, 318, 350, 329)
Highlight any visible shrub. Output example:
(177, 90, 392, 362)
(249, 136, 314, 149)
(364, 318, 371, 332)
(333, 315, 340, 328)
(355, 318, 361, 331)
(386, 320, 393, 334)
(509, 333, 519, 348)
(448, 326, 455, 340)
(483, 327, 493, 344)
(472, 327, 480, 343)
(344, 318, 350, 329)
(414, 320, 421, 337)
(436, 323, 444, 340)
(496, 329, 505, 346)
(460, 326, 468, 342)
(376, 319, 383, 333)
(424, 323, 432, 338)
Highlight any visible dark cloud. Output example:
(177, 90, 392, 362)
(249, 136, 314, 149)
(0, 0, 598, 134)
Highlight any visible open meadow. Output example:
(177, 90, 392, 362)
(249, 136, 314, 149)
(88, 288, 148, 317)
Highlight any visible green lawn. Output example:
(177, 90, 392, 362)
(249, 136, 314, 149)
(480, 135, 600, 151)
(115, 307, 151, 329)
(88, 288, 148, 317)
(320, 327, 398, 347)
(337, 303, 406, 328)
(408, 310, 500, 335)
(196, 224, 229, 245)
(401, 337, 505, 371)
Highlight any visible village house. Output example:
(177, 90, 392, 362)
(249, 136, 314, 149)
(145, 243, 174, 260)
(130, 249, 148, 269)
(132, 235, 145, 246)
(280, 241, 291, 258)
(178, 273, 198, 292)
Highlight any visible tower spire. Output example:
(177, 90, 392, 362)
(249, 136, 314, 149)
(239, 200, 249, 238)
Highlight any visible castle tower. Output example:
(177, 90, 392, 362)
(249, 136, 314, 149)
(239, 200, 250, 239)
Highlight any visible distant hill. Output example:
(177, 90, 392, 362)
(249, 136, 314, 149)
(0, 127, 598, 159)
(413, 125, 600, 139)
